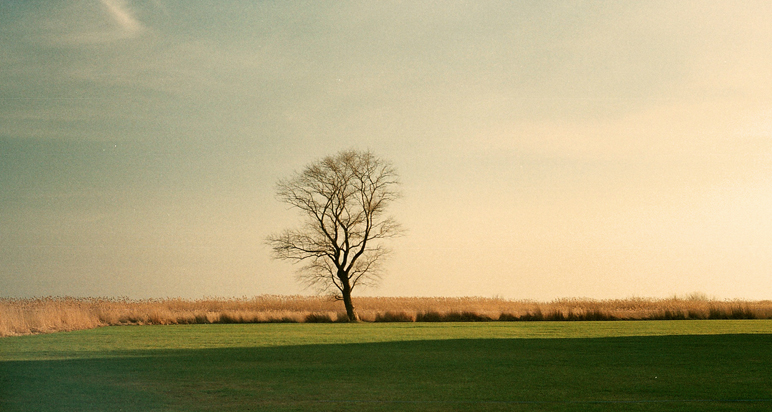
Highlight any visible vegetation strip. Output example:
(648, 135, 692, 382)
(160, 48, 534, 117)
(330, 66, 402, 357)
(3, 295, 772, 336)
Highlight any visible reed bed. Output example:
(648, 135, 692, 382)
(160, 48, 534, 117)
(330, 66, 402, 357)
(2, 295, 771, 337)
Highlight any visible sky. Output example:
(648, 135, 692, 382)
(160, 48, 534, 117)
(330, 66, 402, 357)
(1, 0, 771, 301)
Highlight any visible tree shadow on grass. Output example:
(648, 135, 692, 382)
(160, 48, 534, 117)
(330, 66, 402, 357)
(2, 334, 771, 412)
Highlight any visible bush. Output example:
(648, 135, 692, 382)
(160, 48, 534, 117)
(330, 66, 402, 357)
(656, 310, 686, 320)
(731, 306, 756, 319)
(710, 306, 757, 320)
(519, 309, 545, 322)
(415, 311, 443, 322)
(264, 316, 299, 323)
(442, 311, 492, 322)
(374, 311, 414, 322)
(546, 311, 566, 321)
(414, 311, 493, 322)
(217, 313, 242, 324)
(583, 309, 615, 321)
(304, 313, 334, 323)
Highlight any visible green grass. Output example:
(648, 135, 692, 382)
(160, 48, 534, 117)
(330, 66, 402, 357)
(2, 321, 771, 411)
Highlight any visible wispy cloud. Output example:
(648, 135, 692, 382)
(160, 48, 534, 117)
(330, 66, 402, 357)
(99, 0, 144, 38)
(35, 0, 149, 45)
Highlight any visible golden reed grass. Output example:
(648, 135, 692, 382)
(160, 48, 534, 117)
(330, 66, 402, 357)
(1, 295, 771, 337)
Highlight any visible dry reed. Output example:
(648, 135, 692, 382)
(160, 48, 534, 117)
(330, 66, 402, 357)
(2, 295, 771, 337)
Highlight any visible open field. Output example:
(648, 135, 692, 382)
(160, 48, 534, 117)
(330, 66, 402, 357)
(1, 321, 771, 411)
(2, 295, 772, 337)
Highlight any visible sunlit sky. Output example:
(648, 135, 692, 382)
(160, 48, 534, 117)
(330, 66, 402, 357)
(2, 1, 771, 300)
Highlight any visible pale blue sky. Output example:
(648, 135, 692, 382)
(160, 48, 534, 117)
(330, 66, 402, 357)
(2, 1, 771, 300)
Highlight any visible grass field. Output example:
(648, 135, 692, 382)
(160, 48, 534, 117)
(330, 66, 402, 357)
(1, 321, 771, 411)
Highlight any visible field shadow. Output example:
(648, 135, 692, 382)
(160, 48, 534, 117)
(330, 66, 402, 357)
(2, 334, 771, 411)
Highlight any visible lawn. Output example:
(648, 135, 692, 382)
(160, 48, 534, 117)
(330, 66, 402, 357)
(1, 321, 771, 411)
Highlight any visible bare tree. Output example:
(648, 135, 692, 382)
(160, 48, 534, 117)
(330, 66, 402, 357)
(267, 150, 402, 321)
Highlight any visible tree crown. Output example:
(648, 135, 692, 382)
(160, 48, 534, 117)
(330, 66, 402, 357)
(267, 150, 402, 296)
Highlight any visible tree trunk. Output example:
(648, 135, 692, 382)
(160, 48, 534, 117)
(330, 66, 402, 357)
(339, 272, 358, 322)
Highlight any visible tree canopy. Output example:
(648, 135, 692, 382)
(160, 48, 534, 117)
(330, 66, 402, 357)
(267, 149, 402, 321)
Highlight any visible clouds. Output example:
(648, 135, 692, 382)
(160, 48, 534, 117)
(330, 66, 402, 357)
(0, 2, 166, 141)
(60, 0, 147, 45)
(1, 1, 772, 300)
(18, 0, 150, 46)
(99, 0, 145, 40)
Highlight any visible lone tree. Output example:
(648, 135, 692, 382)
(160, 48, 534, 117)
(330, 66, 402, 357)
(267, 149, 402, 321)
